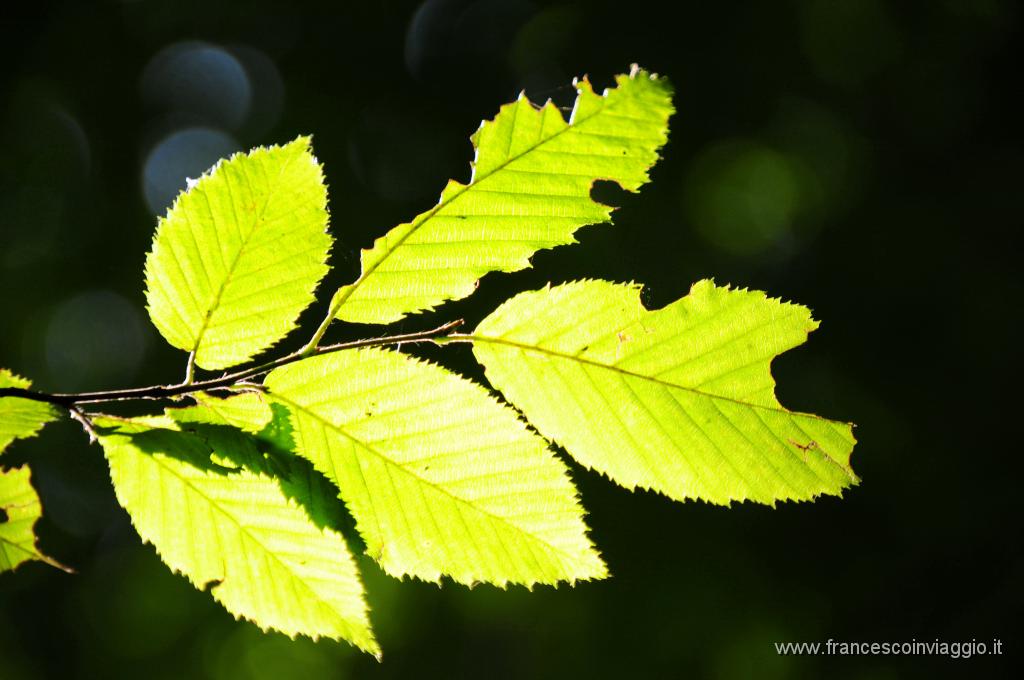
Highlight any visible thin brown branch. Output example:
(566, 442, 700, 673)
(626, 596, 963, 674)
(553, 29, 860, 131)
(0, 319, 464, 407)
(67, 405, 99, 444)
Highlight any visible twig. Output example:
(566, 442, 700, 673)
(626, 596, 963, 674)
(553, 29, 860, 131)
(0, 319, 464, 407)
(67, 405, 99, 444)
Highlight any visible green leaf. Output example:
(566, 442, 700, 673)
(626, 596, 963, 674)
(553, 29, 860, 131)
(144, 137, 332, 370)
(263, 348, 606, 587)
(188, 392, 274, 434)
(1, 465, 69, 573)
(331, 66, 673, 325)
(0, 369, 59, 456)
(468, 279, 858, 506)
(95, 416, 378, 654)
(168, 398, 359, 544)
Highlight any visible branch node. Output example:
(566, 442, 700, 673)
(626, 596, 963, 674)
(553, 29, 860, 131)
(67, 406, 99, 444)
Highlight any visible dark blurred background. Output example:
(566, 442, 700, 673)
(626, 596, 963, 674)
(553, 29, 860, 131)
(1, 1, 1020, 678)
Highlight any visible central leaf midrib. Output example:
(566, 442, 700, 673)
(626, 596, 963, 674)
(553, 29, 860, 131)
(336, 80, 637, 309)
(465, 334, 856, 476)
(268, 391, 589, 568)
(0, 536, 33, 557)
(191, 151, 302, 356)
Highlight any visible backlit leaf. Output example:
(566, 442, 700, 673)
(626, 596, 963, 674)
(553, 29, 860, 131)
(96, 416, 378, 654)
(468, 279, 858, 505)
(0, 369, 58, 456)
(263, 348, 606, 587)
(0, 465, 69, 573)
(188, 392, 273, 434)
(144, 137, 332, 370)
(331, 67, 673, 324)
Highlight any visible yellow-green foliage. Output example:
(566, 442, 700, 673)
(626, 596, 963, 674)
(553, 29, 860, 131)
(0, 66, 858, 658)
(144, 137, 331, 370)
(469, 279, 858, 505)
(0, 370, 57, 455)
(330, 67, 673, 324)
(0, 466, 67, 573)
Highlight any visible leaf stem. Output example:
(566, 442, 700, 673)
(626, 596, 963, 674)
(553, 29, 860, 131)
(0, 320, 464, 408)
(299, 292, 345, 356)
(183, 351, 197, 386)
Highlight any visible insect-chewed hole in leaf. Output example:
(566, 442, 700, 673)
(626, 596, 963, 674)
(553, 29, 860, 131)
(0, 507, 9, 523)
(590, 178, 631, 208)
